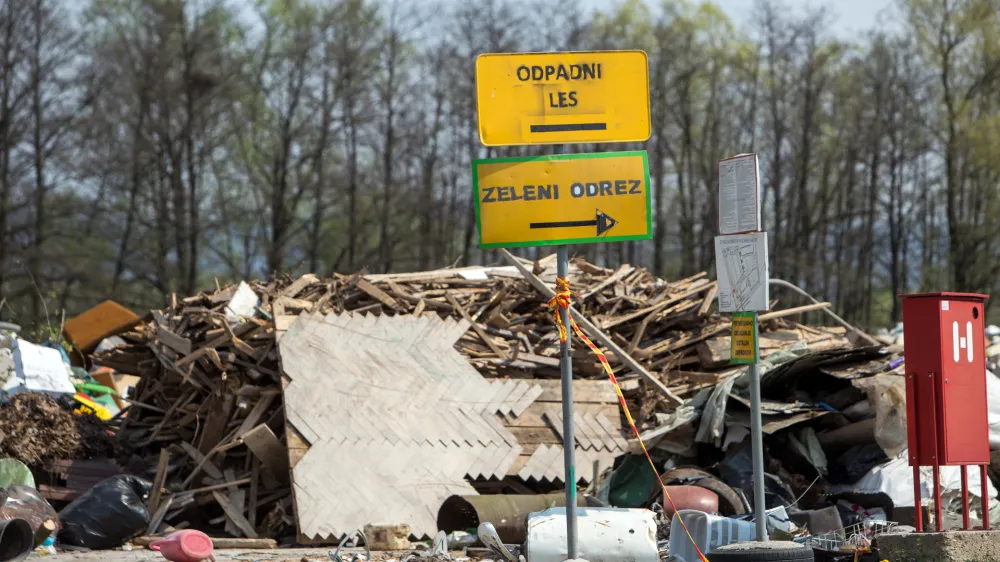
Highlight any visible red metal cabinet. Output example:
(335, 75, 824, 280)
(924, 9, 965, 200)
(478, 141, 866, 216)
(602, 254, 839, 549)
(902, 292, 990, 466)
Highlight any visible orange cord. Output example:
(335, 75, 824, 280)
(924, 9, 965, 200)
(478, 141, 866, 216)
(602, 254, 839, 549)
(548, 277, 710, 562)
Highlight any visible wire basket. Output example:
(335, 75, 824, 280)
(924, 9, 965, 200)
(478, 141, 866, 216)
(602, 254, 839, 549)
(803, 521, 898, 552)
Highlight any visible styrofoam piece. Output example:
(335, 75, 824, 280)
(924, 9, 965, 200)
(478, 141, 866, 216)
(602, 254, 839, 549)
(225, 281, 259, 320)
(524, 507, 657, 562)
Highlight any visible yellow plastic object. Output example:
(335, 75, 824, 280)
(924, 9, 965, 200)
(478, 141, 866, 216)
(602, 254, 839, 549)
(73, 393, 113, 421)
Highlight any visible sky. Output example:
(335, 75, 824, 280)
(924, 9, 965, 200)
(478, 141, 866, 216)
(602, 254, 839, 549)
(578, 0, 897, 36)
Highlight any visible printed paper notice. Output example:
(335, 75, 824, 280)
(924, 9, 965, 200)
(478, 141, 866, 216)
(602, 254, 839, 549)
(715, 232, 769, 312)
(718, 153, 761, 235)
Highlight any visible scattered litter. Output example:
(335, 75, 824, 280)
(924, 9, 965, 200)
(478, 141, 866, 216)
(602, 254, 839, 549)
(225, 281, 259, 320)
(0, 485, 58, 538)
(80, 255, 907, 546)
(57, 475, 153, 550)
(148, 530, 214, 562)
(10, 339, 75, 395)
(62, 301, 140, 353)
(804, 520, 898, 552)
(668, 510, 756, 562)
(524, 507, 657, 562)
(0, 393, 112, 465)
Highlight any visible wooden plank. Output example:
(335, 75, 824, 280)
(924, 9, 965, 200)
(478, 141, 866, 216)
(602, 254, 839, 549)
(212, 492, 258, 539)
(506, 403, 622, 429)
(602, 279, 713, 330)
(508, 426, 560, 445)
(499, 249, 683, 407)
(248, 460, 260, 529)
(514, 353, 560, 368)
(498, 381, 532, 416)
(595, 412, 628, 450)
(277, 296, 313, 312)
(275, 315, 298, 331)
(354, 278, 401, 311)
(147, 449, 170, 515)
(182, 441, 244, 489)
(580, 265, 635, 300)
(759, 302, 831, 322)
(281, 274, 320, 298)
(179, 442, 224, 480)
(446, 293, 508, 360)
(197, 393, 235, 454)
(698, 284, 718, 316)
(242, 424, 290, 483)
(542, 409, 565, 441)
(679, 369, 740, 384)
(697, 337, 731, 368)
(235, 392, 278, 439)
(133, 537, 277, 549)
(178, 323, 259, 367)
(176, 478, 252, 499)
(511, 384, 544, 417)
(156, 324, 192, 355)
(145, 495, 173, 536)
(223, 468, 246, 538)
(532, 379, 617, 403)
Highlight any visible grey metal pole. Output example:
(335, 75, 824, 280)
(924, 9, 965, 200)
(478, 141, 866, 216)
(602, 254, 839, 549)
(557, 245, 578, 559)
(749, 311, 768, 541)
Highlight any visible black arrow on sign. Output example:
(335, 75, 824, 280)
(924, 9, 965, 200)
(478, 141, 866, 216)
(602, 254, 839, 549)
(529, 210, 619, 237)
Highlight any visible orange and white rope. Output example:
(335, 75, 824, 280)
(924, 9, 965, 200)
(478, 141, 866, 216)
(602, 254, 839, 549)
(547, 277, 709, 562)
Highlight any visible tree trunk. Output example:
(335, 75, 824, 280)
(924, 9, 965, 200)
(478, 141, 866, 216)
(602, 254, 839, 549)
(379, 32, 397, 273)
(29, 0, 44, 324)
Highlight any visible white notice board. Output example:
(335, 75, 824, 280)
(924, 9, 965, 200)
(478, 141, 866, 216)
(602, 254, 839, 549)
(715, 232, 769, 312)
(718, 154, 761, 235)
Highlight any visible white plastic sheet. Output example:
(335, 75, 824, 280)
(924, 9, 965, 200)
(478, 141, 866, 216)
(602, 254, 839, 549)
(988, 370, 1000, 450)
(10, 339, 75, 395)
(852, 453, 997, 507)
(225, 281, 259, 320)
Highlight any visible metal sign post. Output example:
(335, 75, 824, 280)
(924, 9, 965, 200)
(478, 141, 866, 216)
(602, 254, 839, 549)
(557, 246, 578, 558)
(473, 49, 652, 561)
(715, 154, 769, 541)
(748, 313, 767, 540)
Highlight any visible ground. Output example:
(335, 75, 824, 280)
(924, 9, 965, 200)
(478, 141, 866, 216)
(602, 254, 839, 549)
(51, 548, 416, 562)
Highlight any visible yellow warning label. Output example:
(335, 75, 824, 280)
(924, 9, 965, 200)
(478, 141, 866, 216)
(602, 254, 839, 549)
(730, 312, 758, 365)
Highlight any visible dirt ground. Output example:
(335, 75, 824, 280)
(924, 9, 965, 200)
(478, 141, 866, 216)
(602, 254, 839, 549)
(51, 549, 331, 562)
(52, 548, 458, 562)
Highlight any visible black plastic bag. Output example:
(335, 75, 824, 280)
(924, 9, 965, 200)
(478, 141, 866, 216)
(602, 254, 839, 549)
(718, 442, 795, 509)
(56, 475, 152, 549)
(833, 443, 889, 484)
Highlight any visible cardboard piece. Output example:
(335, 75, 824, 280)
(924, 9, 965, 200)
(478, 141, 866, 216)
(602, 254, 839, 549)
(63, 301, 140, 352)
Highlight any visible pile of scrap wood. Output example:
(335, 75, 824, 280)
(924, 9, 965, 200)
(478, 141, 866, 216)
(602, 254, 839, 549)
(94, 251, 861, 540)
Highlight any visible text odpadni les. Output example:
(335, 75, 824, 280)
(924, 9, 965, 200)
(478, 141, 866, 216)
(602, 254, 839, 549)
(481, 179, 643, 203)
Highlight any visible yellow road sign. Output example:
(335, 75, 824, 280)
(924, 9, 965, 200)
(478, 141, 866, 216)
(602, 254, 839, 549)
(476, 51, 650, 146)
(730, 312, 758, 365)
(473, 151, 651, 248)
